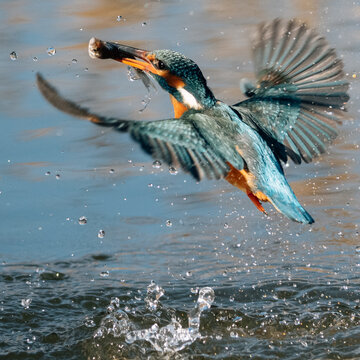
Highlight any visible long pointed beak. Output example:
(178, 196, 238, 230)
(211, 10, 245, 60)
(88, 37, 156, 72)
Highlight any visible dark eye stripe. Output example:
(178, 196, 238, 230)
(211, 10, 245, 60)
(157, 60, 166, 70)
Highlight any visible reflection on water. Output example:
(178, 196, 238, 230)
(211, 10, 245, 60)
(1, 0, 359, 359)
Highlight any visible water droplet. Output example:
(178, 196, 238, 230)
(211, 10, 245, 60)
(224, 223, 229, 229)
(55, 174, 60, 180)
(45, 171, 51, 176)
(98, 229, 105, 239)
(78, 216, 87, 225)
(166, 220, 172, 227)
(142, 22, 147, 27)
(186, 271, 192, 277)
(84, 318, 96, 328)
(169, 166, 178, 175)
(84, 67, 88, 72)
(33, 56, 38, 62)
(72, 58, 77, 64)
(116, 15, 123, 22)
(109, 168, 115, 174)
(100, 271, 109, 277)
(127, 66, 140, 81)
(10, 51, 17, 61)
(197, 287, 215, 310)
(21, 298, 32, 309)
(356, 246, 360, 254)
(152, 160, 162, 168)
(145, 281, 164, 311)
(150, 323, 159, 332)
(47, 47, 56, 56)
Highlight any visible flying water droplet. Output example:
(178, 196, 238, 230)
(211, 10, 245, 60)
(109, 168, 115, 174)
(169, 166, 178, 175)
(33, 56, 38, 62)
(47, 47, 56, 56)
(21, 298, 32, 309)
(84, 317, 96, 328)
(10, 51, 17, 61)
(142, 22, 147, 27)
(98, 229, 105, 239)
(152, 160, 162, 168)
(55, 174, 60, 180)
(197, 287, 215, 311)
(78, 216, 87, 225)
(72, 58, 77, 64)
(116, 15, 123, 22)
(138, 94, 151, 113)
(166, 220, 172, 227)
(100, 271, 109, 277)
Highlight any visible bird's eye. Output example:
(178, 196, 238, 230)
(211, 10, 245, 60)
(156, 60, 166, 70)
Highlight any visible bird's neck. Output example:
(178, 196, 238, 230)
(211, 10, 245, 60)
(170, 94, 189, 118)
(170, 84, 216, 117)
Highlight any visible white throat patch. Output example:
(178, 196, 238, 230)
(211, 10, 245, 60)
(178, 87, 203, 110)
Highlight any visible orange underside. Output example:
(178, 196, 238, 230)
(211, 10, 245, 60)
(169, 95, 267, 214)
(225, 162, 269, 214)
(170, 94, 188, 118)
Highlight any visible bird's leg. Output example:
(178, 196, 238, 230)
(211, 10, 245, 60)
(246, 191, 267, 215)
(225, 162, 268, 215)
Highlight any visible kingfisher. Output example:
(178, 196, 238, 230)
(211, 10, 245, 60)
(37, 19, 350, 224)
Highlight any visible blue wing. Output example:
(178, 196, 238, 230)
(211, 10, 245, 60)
(234, 18, 350, 164)
(36, 73, 239, 181)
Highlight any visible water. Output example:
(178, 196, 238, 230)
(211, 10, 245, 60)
(1, 0, 360, 359)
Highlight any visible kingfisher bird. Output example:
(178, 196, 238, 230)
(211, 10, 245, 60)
(37, 19, 350, 224)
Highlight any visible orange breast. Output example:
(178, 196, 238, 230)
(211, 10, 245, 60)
(170, 94, 188, 118)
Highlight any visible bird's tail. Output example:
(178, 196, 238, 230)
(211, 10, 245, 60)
(267, 192, 314, 224)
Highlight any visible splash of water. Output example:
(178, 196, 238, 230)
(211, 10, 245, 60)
(125, 286, 215, 353)
(93, 284, 215, 353)
(145, 281, 164, 311)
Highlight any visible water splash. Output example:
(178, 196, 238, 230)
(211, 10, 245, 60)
(93, 285, 215, 354)
(145, 281, 164, 311)
(125, 286, 214, 352)
(94, 297, 132, 338)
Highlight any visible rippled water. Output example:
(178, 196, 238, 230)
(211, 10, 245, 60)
(1, 0, 359, 359)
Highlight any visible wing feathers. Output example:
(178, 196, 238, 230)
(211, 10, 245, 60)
(37, 73, 231, 181)
(236, 19, 349, 164)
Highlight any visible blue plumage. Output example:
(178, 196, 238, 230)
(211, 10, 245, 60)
(36, 19, 349, 224)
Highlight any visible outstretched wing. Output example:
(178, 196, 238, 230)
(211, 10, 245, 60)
(234, 18, 350, 164)
(37, 73, 230, 181)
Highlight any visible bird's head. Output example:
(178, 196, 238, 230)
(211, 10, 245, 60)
(89, 38, 216, 116)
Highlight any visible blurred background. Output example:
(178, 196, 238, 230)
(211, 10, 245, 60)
(0, 1, 359, 359)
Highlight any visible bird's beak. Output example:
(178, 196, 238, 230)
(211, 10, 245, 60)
(88, 37, 156, 73)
